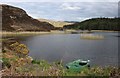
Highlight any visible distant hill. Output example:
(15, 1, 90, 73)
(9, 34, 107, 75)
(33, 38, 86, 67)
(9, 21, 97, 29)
(1, 4, 54, 31)
(38, 18, 73, 27)
(63, 18, 120, 31)
(64, 21, 79, 23)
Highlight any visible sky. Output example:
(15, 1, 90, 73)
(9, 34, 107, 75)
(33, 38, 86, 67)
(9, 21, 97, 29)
(0, 0, 119, 2)
(0, 0, 119, 21)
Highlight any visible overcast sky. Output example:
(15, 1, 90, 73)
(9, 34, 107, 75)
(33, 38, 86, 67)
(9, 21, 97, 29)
(1, 0, 119, 21)
(0, 0, 119, 2)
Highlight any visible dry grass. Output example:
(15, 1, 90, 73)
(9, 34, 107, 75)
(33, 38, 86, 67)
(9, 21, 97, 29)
(38, 18, 73, 27)
(1, 31, 51, 37)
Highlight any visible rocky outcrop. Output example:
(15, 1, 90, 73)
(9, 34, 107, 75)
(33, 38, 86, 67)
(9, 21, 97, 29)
(1, 4, 54, 31)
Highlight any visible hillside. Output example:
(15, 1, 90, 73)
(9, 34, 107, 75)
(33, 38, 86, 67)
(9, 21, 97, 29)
(38, 18, 73, 28)
(1, 4, 54, 32)
(63, 18, 119, 31)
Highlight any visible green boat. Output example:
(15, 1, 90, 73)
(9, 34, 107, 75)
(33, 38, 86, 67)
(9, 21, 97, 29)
(66, 59, 90, 72)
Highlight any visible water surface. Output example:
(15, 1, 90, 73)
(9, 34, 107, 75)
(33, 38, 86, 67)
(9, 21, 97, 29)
(18, 32, 118, 67)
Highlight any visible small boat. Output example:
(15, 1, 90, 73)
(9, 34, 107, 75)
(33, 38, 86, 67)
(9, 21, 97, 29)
(66, 59, 90, 72)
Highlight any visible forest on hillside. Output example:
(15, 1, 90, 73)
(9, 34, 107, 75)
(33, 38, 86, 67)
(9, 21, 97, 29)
(63, 18, 120, 31)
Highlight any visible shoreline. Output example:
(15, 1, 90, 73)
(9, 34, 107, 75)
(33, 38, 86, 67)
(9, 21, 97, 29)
(1, 30, 119, 36)
(1, 31, 66, 36)
(65, 29, 119, 32)
(91, 30, 120, 32)
(1, 31, 51, 35)
(1, 31, 51, 37)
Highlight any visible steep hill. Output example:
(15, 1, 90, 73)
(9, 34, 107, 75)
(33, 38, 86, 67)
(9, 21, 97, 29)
(1, 4, 54, 31)
(63, 18, 119, 31)
(38, 18, 73, 27)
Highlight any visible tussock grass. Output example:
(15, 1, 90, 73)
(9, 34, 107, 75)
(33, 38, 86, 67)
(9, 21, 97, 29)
(80, 34, 104, 40)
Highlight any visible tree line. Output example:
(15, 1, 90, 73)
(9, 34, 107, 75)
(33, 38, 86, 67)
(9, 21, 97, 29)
(63, 18, 120, 31)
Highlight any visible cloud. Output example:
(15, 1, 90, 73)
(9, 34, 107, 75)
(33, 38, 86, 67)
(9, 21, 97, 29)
(0, 0, 119, 2)
(1, 2, 118, 21)
(60, 3, 81, 10)
(77, 17, 91, 21)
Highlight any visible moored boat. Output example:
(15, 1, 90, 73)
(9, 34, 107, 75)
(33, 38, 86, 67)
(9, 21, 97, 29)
(66, 59, 90, 72)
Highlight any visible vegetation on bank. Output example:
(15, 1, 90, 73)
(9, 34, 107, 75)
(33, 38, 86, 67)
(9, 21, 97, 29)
(2, 57, 119, 76)
(63, 18, 119, 31)
(1, 39, 119, 77)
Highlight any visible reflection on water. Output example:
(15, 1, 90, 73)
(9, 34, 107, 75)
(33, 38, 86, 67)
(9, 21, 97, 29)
(13, 32, 118, 67)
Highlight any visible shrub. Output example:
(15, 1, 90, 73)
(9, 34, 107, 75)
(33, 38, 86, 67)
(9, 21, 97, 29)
(10, 42, 29, 55)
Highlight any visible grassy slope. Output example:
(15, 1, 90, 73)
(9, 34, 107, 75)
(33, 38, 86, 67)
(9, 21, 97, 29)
(38, 18, 73, 27)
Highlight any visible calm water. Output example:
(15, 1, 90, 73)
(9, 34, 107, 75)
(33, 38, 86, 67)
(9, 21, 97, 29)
(18, 32, 118, 67)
